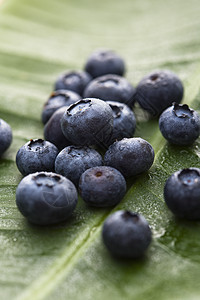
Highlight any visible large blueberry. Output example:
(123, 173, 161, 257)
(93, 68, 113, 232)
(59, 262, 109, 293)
(54, 70, 92, 96)
(102, 210, 152, 258)
(84, 49, 125, 78)
(104, 137, 154, 177)
(79, 166, 126, 207)
(55, 146, 103, 186)
(159, 103, 200, 145)
(136, 70, 184, 116)
(16, 139, 59, 175)
(42, 90, 81, 124)
(164, 168, 200, 220)
(83, 74, 136, 107)
(0, 118, 12, 157)
(61, 98, 113, 147)
(16, 172, 78, 225)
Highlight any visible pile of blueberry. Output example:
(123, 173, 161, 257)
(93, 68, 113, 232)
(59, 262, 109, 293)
(2, 49, 200, 259)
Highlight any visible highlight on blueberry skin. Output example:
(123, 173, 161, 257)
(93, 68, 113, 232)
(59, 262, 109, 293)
(79, 166, 126, 207)
(0, 118, 12, 157)
(54, 70, 92, 96)
(159, 103, 200, 145)
(104, 137, 154, 178)
(42, 89, 81, 124)
(135, 70, 184, 116)
(16, 172, 78, 225)
(61, 98, 113, 147)
(16, 139, 59, 176)
(164, 168, 200, 220)
(44, 107, 71, 150)
(84, 49, 125, 78)
(106, 101, 136, 145)
(55, 146, 103, 186)
(102, 210, 152, 258)
(83, 74, 136, 107)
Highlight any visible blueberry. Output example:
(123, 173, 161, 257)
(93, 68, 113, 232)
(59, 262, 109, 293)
(42, 90, 81, 124)
(79, 166, 126, 207)
(102, 210, 152, 258)
(83, 74, 136, 107)
(136, 70, 184, 116)
(84, 49, 125, 78)
(61, 98, 113, 147)
(106, 101, 136, 144)
(164, 168, 200, 220)
(16, 139, 59, 175)
(159, 103, 200, 145)
(16, 172, 78, 225)
(44, 107, 71, 150)
(0, 118, 12, 157)
(55, 146, 103, 186)
(54, 70, 92, 96)
(104, 137, 154, 177)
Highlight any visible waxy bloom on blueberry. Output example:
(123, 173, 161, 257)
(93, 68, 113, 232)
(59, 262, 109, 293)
(102, 210, 152, 258)
(136, 70, 184, 116)
(55, 146, 103, 186)
(159, 103, 200, 145)
(79, 166, 126, 207)
(83, 74, 136, 107)
(16, 139, 59, 175)
(61, 98, 113, 147)
(42, 89, 81, 124)
(16, 172, 78, 225)
(104, 137, 154, 177)
(164, 168, 200, 220)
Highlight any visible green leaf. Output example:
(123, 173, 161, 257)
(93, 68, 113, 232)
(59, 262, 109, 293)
(1, 0, 200, 299)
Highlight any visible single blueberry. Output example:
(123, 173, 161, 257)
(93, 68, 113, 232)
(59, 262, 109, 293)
(106, 101, 136, 145)
(104, 137, 154, 177)
(0, 118, 12, 157)
(84, 49, 125, 78)
(16, 139, 59, 175)
(16, 172, 78, 225)
(164, 168, 200, 220)
(102, 210, 152, 258)
(44, 107, 71, 151)
(61, 98, 113, 148)
(54, 70, 92, 96)
(79, 166, 126, 207)
(42, 90, 81, 124)
(159, 103, 200, 145)
(83, 74, 136, 107)
(136, 70, 184, 116)
(55, 146, 103, 186)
